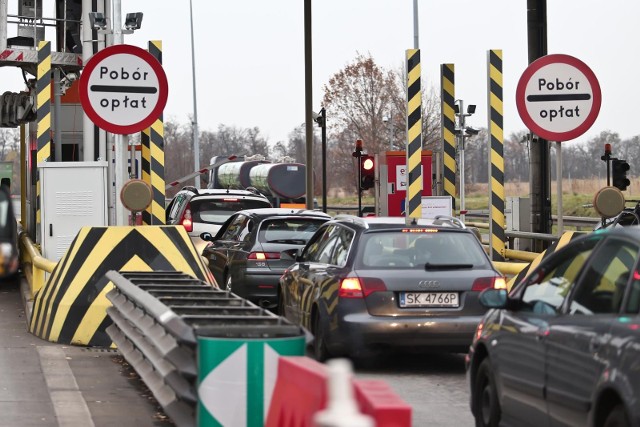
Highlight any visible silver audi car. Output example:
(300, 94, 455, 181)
(278, 215, 505, 361)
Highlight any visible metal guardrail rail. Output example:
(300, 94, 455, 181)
(105, 270, 303, 427)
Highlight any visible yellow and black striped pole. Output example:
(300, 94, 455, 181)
(406, 49, 422, 221)
(36, 41, 52, 236)
(488, 49, 505, 261)
(440, 64, 456, 205)
(141, 40, 166, 225)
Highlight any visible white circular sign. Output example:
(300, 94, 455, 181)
(79, 44, 168, 134)
(516, 54, 601, 142)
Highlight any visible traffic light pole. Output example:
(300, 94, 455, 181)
(357, 155, 362, 218)
(353, 141, 363, 218)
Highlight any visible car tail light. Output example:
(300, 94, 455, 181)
(472, 276, 507, 291)
(339, 278, 363, 298)
(248, 252, 280, 260)
(180, 203, 193, 232)
(339, 277, 387, 298)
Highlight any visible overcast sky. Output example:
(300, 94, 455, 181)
(1, 0, 638, 150)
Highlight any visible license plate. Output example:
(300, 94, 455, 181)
(400, 292, 459, 308)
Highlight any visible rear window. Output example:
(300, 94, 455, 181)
(357, 229, 491, 269)
(191, 198, 270, 225)
(259, 218, 327, 244)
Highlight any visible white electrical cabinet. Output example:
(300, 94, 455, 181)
(38, 162, 108, 262)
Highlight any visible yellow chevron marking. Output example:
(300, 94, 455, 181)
(37, 227, 91, 336)
(490, 121, 504, 141)
(408, 66, 420, 83)
(408, 95, 421, 113)
(37, 58, 51, 79)
(489, 93, 503, 112)
(489, 64, 502, 83)
(37, 88, 51, 111)
(490, 177, 504, 194)
(151, 120, 164, 136)
(70, 281, 115, 345)
(36, 142, 51, 165)
(443, 79, 454, 94)
(491, 151, 505, 171)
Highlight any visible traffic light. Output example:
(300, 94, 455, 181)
(360, 154, 375, 190)
(612, 159, 630, 191)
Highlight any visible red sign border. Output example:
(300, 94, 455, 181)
(516, 54, 601, 142)
(79, 44, 168, 134)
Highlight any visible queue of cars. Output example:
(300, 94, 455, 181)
(168, 185, 640, 427)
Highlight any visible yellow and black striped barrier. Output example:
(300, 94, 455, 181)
(406, 49, 422, 220)
(36, 41, 51, 234)
(142, 40, 166, 225)
(30, 226, 214, 346)
(507, 231, 582, 289)
(441, 63, 456, 205)
(488, 50, 505, 261)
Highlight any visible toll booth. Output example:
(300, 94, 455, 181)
(375, 150, 433, 217)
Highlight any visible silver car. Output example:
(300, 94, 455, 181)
(279, 215, 505, 361)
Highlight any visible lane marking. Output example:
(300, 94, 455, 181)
(37, 346, 95, 427)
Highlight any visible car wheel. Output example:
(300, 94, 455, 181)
(603, 405, 630, 427)
(312, 311, 332, 362)
(473, 358, 501, 427)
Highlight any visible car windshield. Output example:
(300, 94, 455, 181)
(356, 230, 491, 269)
(259, 218, 326, 244)
(191, 198, 270, 225)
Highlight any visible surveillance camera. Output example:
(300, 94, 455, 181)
(465, 127, 480, 136)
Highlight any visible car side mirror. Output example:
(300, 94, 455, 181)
(200, 232, 214, 241)
(479, 288, 508, 309)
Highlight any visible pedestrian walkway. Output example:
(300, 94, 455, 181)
(0, 277, 172, 427)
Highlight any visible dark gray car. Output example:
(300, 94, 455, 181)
(279, 215, 505, 361)
(200, 208, 330, 309)
(468, 227, 640, 427)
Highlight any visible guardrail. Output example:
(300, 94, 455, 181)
(105, 270, 306, 427)
(18, 231, 57, 297)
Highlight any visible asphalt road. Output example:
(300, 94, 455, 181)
(354, 352, 474, 426)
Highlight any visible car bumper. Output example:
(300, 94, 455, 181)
(329, 310, 482, 354)
(232, 268, 282, 308)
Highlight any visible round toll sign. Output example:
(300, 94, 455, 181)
(516, 54, 601, 142)
(79, 44, 168, 134)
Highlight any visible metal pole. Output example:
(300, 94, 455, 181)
(304, 0, 314, 210)
(321, 107, 327, 213)
(1, 0, 8, 51)
(113, 0, 127, 225)
(412, 0, 419, 49)
(556, 142, 563, 235)
(388, 115, 393, 150)
(53, 69, 62, 161)
(358, 155, 362, 217)
(81, 0, 94, 161)
(189, 0, 201, 188)
(459, 100, 466, 223)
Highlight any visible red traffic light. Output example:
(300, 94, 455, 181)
(362, 156, 374, 171)
(360, 155, 375, 190)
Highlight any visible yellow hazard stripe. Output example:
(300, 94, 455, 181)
(488, 49, 505, 261)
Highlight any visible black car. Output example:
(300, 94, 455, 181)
(200, 208, 331, 309)
(468, 227, 640, 427)
(278, 215, 505, 361)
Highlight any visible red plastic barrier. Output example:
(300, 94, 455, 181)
(265, 356, 412, 427)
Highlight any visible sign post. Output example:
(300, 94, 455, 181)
(516, 54, 601, 234)
(79, 44, 168, 225)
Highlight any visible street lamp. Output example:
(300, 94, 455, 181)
(189, 0, 201, 189)
(454, 99, 477, 223)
